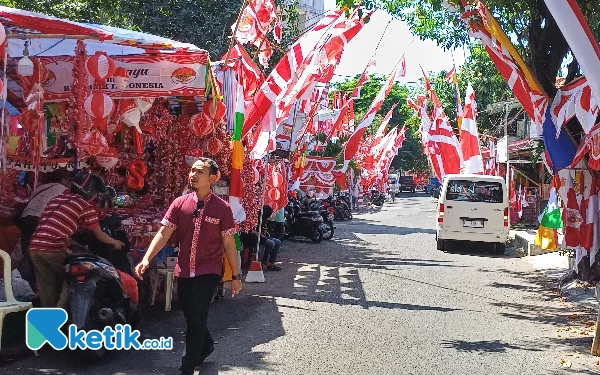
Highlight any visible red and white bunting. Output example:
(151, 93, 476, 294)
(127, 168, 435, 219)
(351, 59, 376, 99)
(222, 42, 265, 100)
(460, 83, 483, 174)
(342, 68, 398, 172)
(551, 77, 599, 137)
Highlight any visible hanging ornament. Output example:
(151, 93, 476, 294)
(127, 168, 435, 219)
(81, 129, 109, 156)
(253, 166, 260, 185)
(113, 67, 129, 90)
(84, 91, 114, 134)
(207, 137, 223, 155)
(267, 187, 281, 202)
(271, 170, 283, 188)
(135, 98, 154, 114)
(96, 147, 119, 169)
(202, 100, 226, 122)
(86, 51, 116, 87)
(127, 159, 147, 191)
(106, 121, 123, 142)
(19, 110, 39, 133)
(189, 112, 214, 137)
(185, 148, 203, 167)
(132, 128, 144, 156)
(118, 99, 142, 133)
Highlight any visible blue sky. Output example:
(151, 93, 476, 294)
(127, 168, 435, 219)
(323, 0, 467, 83)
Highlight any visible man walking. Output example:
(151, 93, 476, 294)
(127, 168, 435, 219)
(135, 158, 242, 375)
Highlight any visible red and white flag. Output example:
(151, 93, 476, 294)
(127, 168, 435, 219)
(558, 169, 584, 261)
(371, 103, 397, 150)
(460, 83, 484, 174)
(551, 77, 599, 136)
(243, 9, 370, 137)
(544, 0, 600, 123)
(351, 59, 376, 99)
(222, 42, 265, 99)
(250, 103, 277, 159)
(341, 68, 398, 171)
(398, 56, 406, 77)
(445, 67, 456, 83)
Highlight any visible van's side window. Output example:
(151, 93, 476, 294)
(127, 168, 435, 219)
(446, 180, 503, 203)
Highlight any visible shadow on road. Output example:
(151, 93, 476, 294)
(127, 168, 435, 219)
(441, 339, 543, 353)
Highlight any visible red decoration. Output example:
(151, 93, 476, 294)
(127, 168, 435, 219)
(119, 99, 142, 133)
(86, 51, 116, 86)
(272, 170, 283, 188)
(135, 98, 154, 114)
(96, 147, 119, 169)
(69, 40, 90, 147)
(84, 91, 114, 133)
(132, 128, 143, 156)
(189, 112, 214, 137)
(267, 187, 280, 202)
(81, 129, 109, 156)
(19, 110, 40, 133)
(106, 121, 123, 143)
(113, 67, 129, 90)
(203, 100, 226, 122)
(185, 148, 203, 167)
(207, 137, 223, 155)
(127, 159, 147, 191)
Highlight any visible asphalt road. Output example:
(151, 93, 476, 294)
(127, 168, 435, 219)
(2, 194, 600, 374)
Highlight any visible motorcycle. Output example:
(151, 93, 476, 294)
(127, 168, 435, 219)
(66, 216, 141, 359)
(315, 198, 336, 240)
(370, 190, 385, 206)
(334, 192, 353, 220)
(285, 198, 328, 243)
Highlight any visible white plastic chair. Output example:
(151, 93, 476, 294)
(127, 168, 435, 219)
(0, 249, 34, 355)
(151, 268, 175, 312)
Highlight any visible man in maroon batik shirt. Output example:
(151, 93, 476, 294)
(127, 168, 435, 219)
(135, 158, 241, 375)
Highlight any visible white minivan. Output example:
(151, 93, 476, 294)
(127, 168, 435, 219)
(436, 174, 509, 254)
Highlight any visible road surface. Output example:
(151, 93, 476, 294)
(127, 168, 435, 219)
(2, 194, 598, 374)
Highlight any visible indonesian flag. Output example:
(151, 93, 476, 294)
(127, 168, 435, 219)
(242, 10, 342, 137)
(428, 89, 464, 175)
(579, 171, 597, 259)
(558, 169, 584, 263)
(243, 9, 370, 137)
(222, 42, 265, 100)
(373, 103, 397, 146)
(234, 0, 279, 46)
(445, 67, 456, 83)
(550, 77, 599, 137)
(544, 0, 600, 123)
(398, 56, 406, 77)
(341, 68, 398, 172)
(324, 99, 352, 144)
(351, 59, 376, 99)
(250, 103, 276, 159)
(229, 83, 247, 224)
(460, 84, 484, 174)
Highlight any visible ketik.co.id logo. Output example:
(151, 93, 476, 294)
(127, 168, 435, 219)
(26, 308, 173, 351)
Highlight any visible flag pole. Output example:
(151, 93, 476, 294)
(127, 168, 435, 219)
(256, 132, 272, 260)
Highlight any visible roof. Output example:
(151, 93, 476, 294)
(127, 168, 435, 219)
(1, 6, 204, 57)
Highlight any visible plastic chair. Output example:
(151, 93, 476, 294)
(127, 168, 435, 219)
(151, 269, 175, 312)
(0, 249, 34, 355)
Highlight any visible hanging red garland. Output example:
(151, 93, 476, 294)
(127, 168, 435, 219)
(241, 156, 262, 232)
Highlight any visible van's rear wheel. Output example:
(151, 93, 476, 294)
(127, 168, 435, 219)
(495, 243, 505, 255)
(437, 239, 445, 251)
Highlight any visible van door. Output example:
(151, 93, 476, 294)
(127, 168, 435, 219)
(442, 179, 506, 234)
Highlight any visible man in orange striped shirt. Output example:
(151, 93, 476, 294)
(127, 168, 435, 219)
(29, 171, 124, 307)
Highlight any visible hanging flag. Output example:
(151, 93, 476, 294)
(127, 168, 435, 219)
(324, 99, 352, 144)
(558, 169, 585, 264)
(398, 56, 406, 77)
(550, 77, 599, 137)
(351, 59, 376, 99)
(544, 0, 600, 117)
(233, 0, 280, 68)
(460, 83, 484, 174)
(222, 42, 265, 100)
(371, 103, 398, 151)
(534, 176, 563, 250)
(445, 67, 456, 83)
(242, 9, 370, 137)
(229, 83, 247, 223)
(341, 68, 398, 172)
(250, 103, 277, 159)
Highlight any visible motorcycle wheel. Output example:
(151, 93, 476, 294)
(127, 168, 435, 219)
(323, 223, 334, 240)
(345, 209, 353, 220)
(311, 228, 323, 243)
(80, 301, 108, 360)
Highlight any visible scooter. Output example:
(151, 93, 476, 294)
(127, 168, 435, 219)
(285, 198, 327, 243)
(334, 193, 353, 220)
(317, 198, 336, 240)
(66, 216, 141, 359)
(370, 190, 385, 206)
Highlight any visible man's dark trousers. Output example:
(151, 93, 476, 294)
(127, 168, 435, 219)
(177, 274, 221, 371)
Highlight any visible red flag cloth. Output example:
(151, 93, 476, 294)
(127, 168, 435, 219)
(351, 59, 376, 99)
(222, 42, 265, 100)
(342, 69, 398, 171)
(332, 171, 347, 189)
(460, 84, 483, 174)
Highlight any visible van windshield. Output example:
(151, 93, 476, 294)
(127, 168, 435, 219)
(445, 180, 503, 203)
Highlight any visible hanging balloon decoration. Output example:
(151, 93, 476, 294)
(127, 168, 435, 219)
(132, 130, 143, 156)
(207, 136, 223, 155)
(118, 99, 142, 133)
(203, 100, 227, 123)
(86, 51, 116, 87)
(113, 67, 129, 91)
(127, 159, 147, 191)
(189, 112, 214, 137)
(96, 147, 119, 169)
(271, 169, 283, 188)
(80, 129, 109, 157)
(267, 187, 281, 202)
(84, 91, 114, 134)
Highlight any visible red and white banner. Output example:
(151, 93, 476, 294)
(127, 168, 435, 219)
(544, 0, 600, 124)
(299, 156, 337, 195)
(551, 76, 599, 136)
(36, 53, 208, 101)
(460, 84, 483, 174)
(342, 68, 398, 171)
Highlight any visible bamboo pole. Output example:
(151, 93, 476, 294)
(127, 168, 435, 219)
(7, 33, 100, 40)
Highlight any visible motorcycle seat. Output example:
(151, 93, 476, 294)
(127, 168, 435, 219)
(296, 211, 321, 218)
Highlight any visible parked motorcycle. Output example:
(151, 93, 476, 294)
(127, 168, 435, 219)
(370, 190, 385, 206)
(316, 198, 336, 240)
(285, 198, 328, 243)
(334, 192, 353, 220)
(66, 216, 141, 359)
